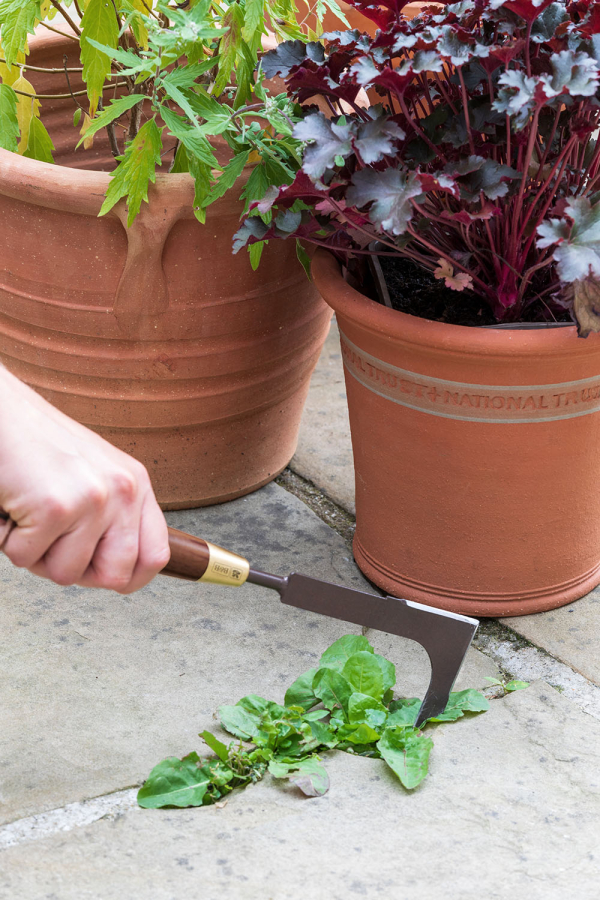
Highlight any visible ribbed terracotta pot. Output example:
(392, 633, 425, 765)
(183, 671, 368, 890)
(312, 249, 600, 616)
(0, 32, 331, 509)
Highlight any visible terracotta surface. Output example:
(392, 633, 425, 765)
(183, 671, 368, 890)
(0, 33, 331, 509)
(312, 249, 600, 616)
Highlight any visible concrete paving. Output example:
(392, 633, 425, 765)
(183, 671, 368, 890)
(2, 682, 599, 899)
(3, 326, 600, 897)
(505, 588, 600, 687)
(291, 320, 355, 513)
(0, 483, 496, 829)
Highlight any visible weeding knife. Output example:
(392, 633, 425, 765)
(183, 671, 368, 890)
(163, 527, 479, 728)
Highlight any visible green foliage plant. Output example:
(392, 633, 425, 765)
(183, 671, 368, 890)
(234, 0, 600, 328)
(137, 633, 492, 809)
(0, 0, 346, 264)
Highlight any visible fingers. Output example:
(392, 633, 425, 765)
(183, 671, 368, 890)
(78, 475, 170, 594)
(2, 485, 105, 574)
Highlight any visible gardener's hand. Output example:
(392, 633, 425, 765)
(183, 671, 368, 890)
(0, 365, 170, 592)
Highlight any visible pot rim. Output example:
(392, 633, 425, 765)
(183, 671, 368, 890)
(310, 247, 600, 359)
(0, 146, 196, 217)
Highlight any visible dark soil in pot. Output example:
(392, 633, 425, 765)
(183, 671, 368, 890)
(375, 256, 573, 328)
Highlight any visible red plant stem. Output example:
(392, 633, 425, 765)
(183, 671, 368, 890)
(524, 22, 533, 76)
(510, 107, 540, 264)
(537, 105, 562, 170)
(406, 227, 491, 296)
(399, 96, 447, 162)
(432, 72, 458, 115)
(577, 128, 600, 193)
(519, 153, 573, 263)
(457, 67, 475, 155)
(516, 134, 577, 244)
(326, 198, 400, 253)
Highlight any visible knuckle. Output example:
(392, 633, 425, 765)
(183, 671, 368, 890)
(86, 483, 109, 513)
(43, 495, 71, 523)
(111, 470, 139, 504)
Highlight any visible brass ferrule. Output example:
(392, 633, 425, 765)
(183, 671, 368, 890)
(199, 542, 250, 587)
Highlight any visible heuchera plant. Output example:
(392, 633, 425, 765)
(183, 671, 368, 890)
(236, 0, 600, 331)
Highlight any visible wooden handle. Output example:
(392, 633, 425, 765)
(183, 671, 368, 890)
(163, 527, 211, 581)
(162, 526, 250, 586)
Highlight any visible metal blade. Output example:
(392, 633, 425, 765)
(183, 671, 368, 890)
(279, 574, 478, 727)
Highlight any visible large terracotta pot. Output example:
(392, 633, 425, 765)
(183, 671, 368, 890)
(0, 32, 331, 509)
(312, 249, 600, 617)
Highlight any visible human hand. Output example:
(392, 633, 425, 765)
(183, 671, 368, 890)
(0, 366, 170, 592)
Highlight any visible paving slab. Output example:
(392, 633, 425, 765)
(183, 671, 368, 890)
(504, 586, 600, 687)
(0, 482, 496, 827)
(291, 318, 355, 513)
(1, 681, 598, 900)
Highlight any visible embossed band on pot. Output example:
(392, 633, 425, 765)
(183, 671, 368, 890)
(339, 331, 600, 424)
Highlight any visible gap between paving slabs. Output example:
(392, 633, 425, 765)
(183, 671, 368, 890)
(1, 471, 595, 853)
(277, 468, 600, 721)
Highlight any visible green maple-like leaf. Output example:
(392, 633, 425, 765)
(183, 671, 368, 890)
(81, 0, 119, 115)
(0, 0, 38, 68)
(23, 115, 54, 163)
(99, 118, 163, 226)
(242, 0, 263, 44)
(76, 93, 146, 148)
(0, 82, 18, 152)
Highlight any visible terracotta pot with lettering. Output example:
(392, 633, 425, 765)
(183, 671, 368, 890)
(0, 32, 331, 509)
(312, 248, 600, 616)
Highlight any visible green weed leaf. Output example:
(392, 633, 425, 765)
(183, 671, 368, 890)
(137, 752, 213, 808)
(377, 726, 433, 790)
(312, 667, 352, 713)
(387, 697, 421, 727)
(426, 689, 489, 723)
(347, 692, 388, 728)
(269, 756, 329, 796)
(342, 651, 384, 701)
(319, 634, 374, 671)
(284, 667, 319, 710)
(199, 730, 229, 763)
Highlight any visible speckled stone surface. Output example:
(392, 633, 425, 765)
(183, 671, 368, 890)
(505, 586, 600, 686)
(291, 318, 355, 513)
(0, 482, 497, 828)
(1, 682, 599, 900)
